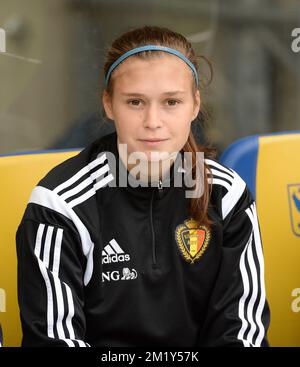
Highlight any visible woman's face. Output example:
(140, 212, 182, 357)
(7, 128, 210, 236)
(102, 54, 200, 161)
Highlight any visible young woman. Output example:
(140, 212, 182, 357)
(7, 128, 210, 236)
(16, 25, 270, 347)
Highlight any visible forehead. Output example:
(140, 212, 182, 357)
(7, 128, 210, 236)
(111, 54, 194, 91)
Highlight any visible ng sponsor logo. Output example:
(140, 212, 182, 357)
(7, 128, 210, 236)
(102, 268, 138, 283)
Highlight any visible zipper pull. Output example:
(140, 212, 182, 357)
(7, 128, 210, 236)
(157, 179, 163, 199)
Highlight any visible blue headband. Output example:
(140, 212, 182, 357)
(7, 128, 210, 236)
(105, 45, 199, 87)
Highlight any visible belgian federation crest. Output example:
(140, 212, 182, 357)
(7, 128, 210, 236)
(175, 218, 210, 263)
(288, 184, 300, 237)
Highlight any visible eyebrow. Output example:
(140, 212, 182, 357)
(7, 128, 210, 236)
(121, 91, 187, 97)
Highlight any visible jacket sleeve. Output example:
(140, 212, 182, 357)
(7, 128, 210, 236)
(200, 185, 270, 347)
(16, 203, 90, 347)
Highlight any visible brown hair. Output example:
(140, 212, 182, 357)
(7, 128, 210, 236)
(101, 25, 216, 229)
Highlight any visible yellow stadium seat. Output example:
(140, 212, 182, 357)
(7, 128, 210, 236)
(220, 131, 300, 346)
(0, 149, 80, 347)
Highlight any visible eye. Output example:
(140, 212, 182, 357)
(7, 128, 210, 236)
(127, 99, 142, 106)
(166, 99, 180, 106)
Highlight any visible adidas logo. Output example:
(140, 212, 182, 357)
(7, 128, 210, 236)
(102, 239, 130, 264)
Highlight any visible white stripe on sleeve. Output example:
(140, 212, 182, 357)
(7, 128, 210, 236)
(237, 232, 253, 347)
(246, 203, 267, 346)
(34, 223, 91, 346)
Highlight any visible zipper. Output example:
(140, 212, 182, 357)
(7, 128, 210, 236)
(149, 179, 163, 267)
(157, 179, 163, 198)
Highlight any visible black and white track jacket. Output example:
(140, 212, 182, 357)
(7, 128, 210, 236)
(16, 131, 270, 347)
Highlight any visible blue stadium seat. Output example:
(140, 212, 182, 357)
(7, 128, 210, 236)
(220, 131, 300, 346)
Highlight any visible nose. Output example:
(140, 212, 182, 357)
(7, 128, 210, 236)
(143, 103, 163, 130)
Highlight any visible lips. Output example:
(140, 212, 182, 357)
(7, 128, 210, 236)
(138, 138, 168, 147)
(140, 139, 167, 142)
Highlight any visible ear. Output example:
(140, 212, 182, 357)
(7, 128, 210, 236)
(192, 89, 201, 121)
(102, 90, 114, 120)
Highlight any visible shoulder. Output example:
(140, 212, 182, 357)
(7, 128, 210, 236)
(27, 132, 117, 218)
(38, 132, 117, 192)
(205, 158, 252, 220)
